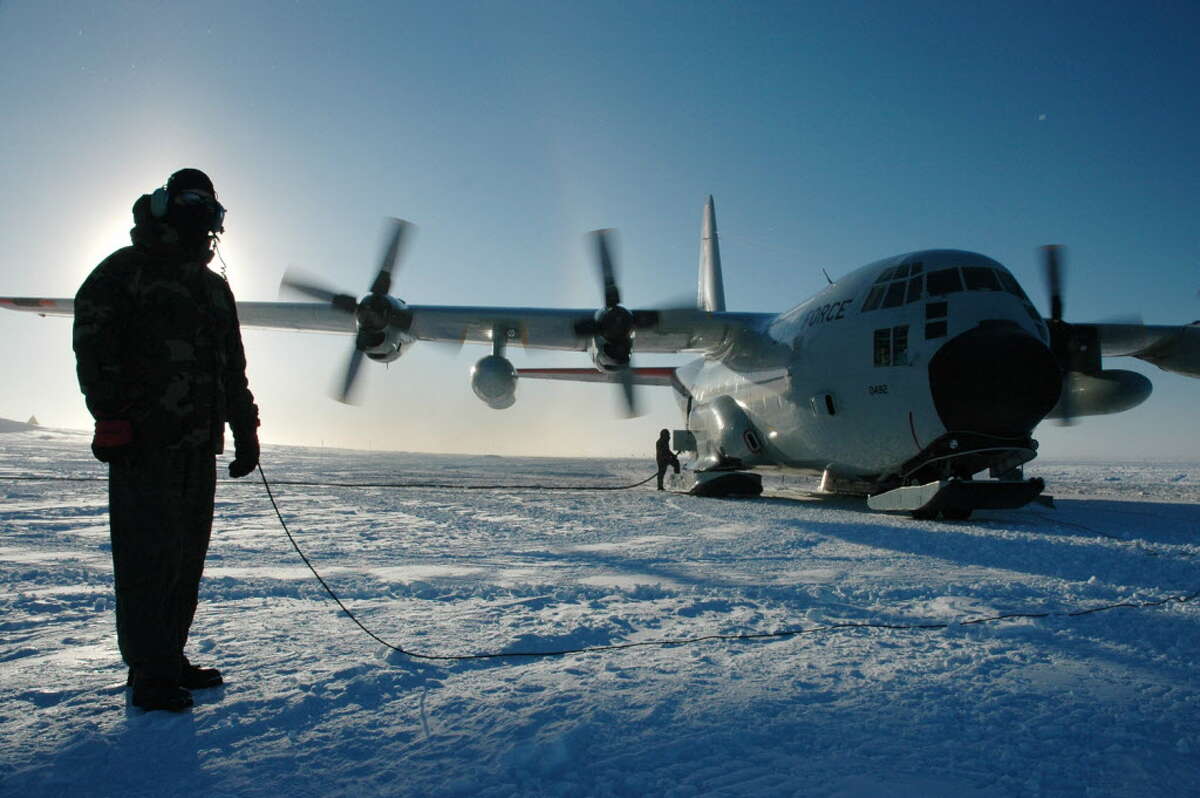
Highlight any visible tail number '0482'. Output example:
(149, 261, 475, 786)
(868, 384, 889, 395)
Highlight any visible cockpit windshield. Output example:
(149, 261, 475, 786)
(862, 257, 1030, 311)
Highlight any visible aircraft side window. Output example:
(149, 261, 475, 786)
(892, 325, 909, 365)
(963, 266, 1002, 291)
(926, 268, 963, 295)
(861, 284, 886, 311)
(926, 320, 948, 340)
(873, 325, 909, 366)
(881, 280, 907, 308)
(926, 301, 948, 319)
(905, 274, 923, 303)
(873, 329, 891, 366)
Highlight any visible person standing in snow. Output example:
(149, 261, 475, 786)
(73, 168, 260, 712)
(655, 428, 681, 491)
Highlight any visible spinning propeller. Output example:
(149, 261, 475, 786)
(1041, 244, 1107, 425)
(281, 218, 413, 404)
(572, 230, 659, 417)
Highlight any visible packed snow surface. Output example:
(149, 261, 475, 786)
(2, 427, 1198, 797)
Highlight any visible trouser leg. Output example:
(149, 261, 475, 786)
(108, 448, 214, 682)
(656, 463, 667, 490)
(175, 449, 216, 659)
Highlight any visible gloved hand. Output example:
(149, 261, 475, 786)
(91, 420, 133, 463)
(228, 423, 260, 479)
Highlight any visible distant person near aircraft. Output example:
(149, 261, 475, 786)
(656, 428, 681, 490)
(73, 168, 260, 712)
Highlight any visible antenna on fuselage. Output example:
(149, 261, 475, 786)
(697, 195, 726, 312)
(822, 268, 834, 285)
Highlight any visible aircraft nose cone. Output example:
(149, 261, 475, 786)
(928, 322, 1061, 438)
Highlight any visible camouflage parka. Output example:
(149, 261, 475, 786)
(73, 221, 258, 454)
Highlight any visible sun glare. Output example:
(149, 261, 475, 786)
(72, 212, 134, 286)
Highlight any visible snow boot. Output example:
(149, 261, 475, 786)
(127, 662, 223, 689)
(131, 678, 193, 712)
(180, 662, 223, 689)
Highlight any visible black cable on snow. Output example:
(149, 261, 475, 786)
(1, 473, 658, 491)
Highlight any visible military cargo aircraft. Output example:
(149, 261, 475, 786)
(5, 198, 1198, 518)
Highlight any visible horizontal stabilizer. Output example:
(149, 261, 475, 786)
(517, 367, 680, 388)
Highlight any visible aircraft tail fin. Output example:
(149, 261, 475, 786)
(697, 195, 726, 312)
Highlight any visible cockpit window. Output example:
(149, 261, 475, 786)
(861, 284, 885, 311)
(864, 261, 921, 311)
(862, 259, 1015, 311)
(962, 266, 1002, 291)
(926, 268, 964, 295)
(997, 270, 1029, 300)
(881, 280, 907, 308)
(905, 274, 924, 303)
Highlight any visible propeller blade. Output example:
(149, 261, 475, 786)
(1055, 372, 1077, 427)
(370, 218, 412, 296)
(1042, 244, 1065, 322)
(280, 272, 358, 314)
(591, 229, 621, 308)
(1040, 245, 1074, 424)
(336, 346, 366, 405)
(616, 366, 641, 418)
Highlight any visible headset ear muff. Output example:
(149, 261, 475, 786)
(150, 187, 169, 219)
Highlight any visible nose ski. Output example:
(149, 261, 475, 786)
(867, 476, 1047, 520)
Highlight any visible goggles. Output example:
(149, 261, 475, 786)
(174, 190, 226, 234)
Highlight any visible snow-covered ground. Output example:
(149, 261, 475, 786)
(2, 426, 1198, 798)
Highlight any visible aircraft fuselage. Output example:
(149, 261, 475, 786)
(678, 249, 1060, 487)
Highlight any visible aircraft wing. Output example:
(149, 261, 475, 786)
(0, 298, 359, 334)
(2, 296, 772, 356)
(0, 297, 75, 317)
(241, 302, 770, 355)
(401, 306, 768, 353)
(1093, 321, 1200, 378)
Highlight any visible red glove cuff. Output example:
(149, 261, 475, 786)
(94, 420, 133, 448)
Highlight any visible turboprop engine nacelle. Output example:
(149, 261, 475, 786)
(359, 293, 412, 364)
(471, 355, 518, 409)
(588, 335, 631, 372)
(1044, 369, 1153, 419)
(362, 326, 410, 364)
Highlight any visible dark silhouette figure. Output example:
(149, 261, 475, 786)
(73, 169, 259, 712)
(655, 428, 681, 490)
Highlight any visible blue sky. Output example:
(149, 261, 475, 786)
(1, 1, 1197, 459)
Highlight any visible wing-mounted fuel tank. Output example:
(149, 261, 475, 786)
(1043, 369, 1152, 419)
(688, 395, 769, 471)
(471, 354, 518, 409)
